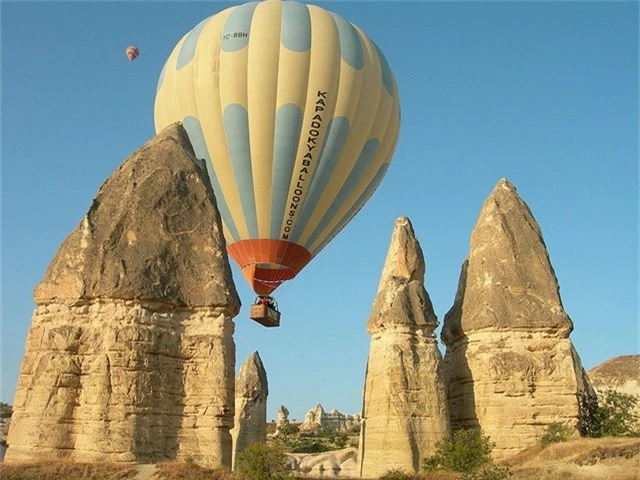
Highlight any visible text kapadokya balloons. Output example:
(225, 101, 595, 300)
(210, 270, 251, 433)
(154, 0, 400, 295)
(126, 45, 139, 62)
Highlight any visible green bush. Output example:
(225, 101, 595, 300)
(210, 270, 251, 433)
(289, 441, 331, 454)
(0, 402, 12, 418)
(235, 443, 288, 480)
(540, 422, 574, 446)
(422, 429, 494, 474)
(580, 389, 639, 438)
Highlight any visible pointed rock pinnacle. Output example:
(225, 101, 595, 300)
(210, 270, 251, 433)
(367, 216, 437, 333)
(442, 178, 573, 344)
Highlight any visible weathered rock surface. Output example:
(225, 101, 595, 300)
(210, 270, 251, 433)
(289, 448, 358, 478)
(34, 123, 238, 309)
(359, 216, 451, 478)
(588, 355, 640, 396)
(231, 351, 268, 468)
(442, 178, 595, 460)
(299, 404, 360, 433)
(5, 123, 240, 467)
(275, 405, 290, 435)
(588, 355, 640, 429)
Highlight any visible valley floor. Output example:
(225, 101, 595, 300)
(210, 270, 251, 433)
(0, 437, 638, 480)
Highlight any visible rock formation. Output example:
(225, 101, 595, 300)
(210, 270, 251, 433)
(441, 178, 595, 460)
(5, 123, 240, 467)
(289, 448, 358, 478)
(588, 355, 640, 398)
(359, 216, 451, 478)
(588, 355, 640, 429)
(231, 351, 268, 468)
(276, 405, 290, 434)
(299, 404, 360, 433)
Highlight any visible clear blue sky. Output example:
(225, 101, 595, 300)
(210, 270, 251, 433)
(1, 1, 638, 422)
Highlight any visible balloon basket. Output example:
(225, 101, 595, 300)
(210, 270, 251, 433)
(249, 304, 281, 328)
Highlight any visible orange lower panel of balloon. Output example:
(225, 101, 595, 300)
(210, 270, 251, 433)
(227, 239, 312, 295)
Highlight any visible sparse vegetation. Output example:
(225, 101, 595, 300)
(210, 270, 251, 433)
(580, 390, 639, 438)
(423, 429, 494, 474)
(0, 437, 639, 480)
(0, 461, 136, 480)
(0, 402, 12, 418)
(379, 469, 415, 480)
(272, 426, 353, 453)
(462, 464, 511, 480)
(156, 462, 235, 480)
(234, 442, 289, 480)
(540, 423, 574, 447)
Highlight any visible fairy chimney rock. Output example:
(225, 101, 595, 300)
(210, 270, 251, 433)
(442, 178, 594, 460)
(442, 178, 572, 343)
(367, 216, 438, 332)
(231, 351, 268, 468)
(6, 123, 239, 467)
(277, 405, 289, 424)
(34, 122, 239, 310)
(359, 216, 450, 478)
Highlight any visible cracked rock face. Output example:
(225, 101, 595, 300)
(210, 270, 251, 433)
(6, 123, 239, 467)
(231, 351, 268, 468)
(441, 179, 595, 460)
(359, 216, 451, 478)
(442, 178, 571, 343)
(34, 122, 240, 311)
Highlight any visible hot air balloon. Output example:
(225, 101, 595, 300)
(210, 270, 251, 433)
(154, 0, 400, 325)
(126, 45, 139, 62)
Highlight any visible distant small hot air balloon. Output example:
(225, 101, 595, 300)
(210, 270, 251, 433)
(125, 45, 139, 62)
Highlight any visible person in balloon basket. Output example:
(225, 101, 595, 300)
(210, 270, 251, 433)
(255, 295, 277, 311)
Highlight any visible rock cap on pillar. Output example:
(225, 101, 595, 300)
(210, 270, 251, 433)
(34, 122, 240, 313)
(236, 351, 269, 400)
(442, 178, 572, 345)
(368, 216, 438, 333)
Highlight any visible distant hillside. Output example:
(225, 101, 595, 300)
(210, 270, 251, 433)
(588, 355, 639, 390)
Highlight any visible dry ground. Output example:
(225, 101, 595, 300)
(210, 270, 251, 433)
(1, 437, 638, 480)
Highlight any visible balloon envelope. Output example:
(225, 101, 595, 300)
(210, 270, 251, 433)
(126, 45, 139, 61)
(154, 0, 400, 295)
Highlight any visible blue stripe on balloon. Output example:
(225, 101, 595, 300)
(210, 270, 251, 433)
(374, 42, 394, 96)
(289, 117, 350, 243)
(156, 59, 168, 93)
(312, 163, 390, 255)
(223, 104, 259, 238)
(304, 138, 379, 249)
(270, 104, 303, 239)
(182, 116, 241, 243)
(221, 1, 259, 52)
(177, 16, 212, 70)
(281, 1, 311, 52)
(330, 13, 363, 70)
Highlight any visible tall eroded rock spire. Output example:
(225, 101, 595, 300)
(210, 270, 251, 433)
(359, 216, 450, 478)
(231, 351, 268, 469)
(442, 178, 595, 460)
(6, 123, 239, 467)
(442, 178, 572, 343)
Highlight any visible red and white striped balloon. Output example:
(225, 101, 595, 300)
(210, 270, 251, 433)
(125, 45, 139, 62)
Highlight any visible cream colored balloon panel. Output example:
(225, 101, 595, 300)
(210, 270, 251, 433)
(154, 0, 400, 293)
